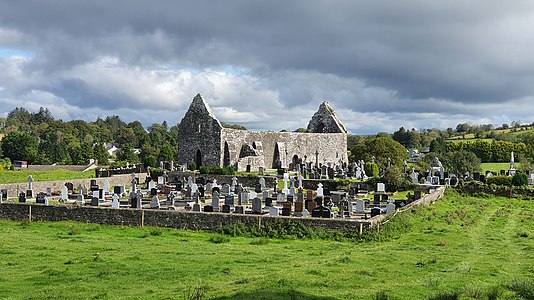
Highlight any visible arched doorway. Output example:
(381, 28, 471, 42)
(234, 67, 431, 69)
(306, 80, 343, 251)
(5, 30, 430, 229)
(273, 143, 281, 169)
(223, 142, 230, 167)
(195, 149, 202, 168)
(292, 155, 300, 171)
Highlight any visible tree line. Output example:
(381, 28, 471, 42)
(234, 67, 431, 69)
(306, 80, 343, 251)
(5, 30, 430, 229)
(0, 107, 179, 170)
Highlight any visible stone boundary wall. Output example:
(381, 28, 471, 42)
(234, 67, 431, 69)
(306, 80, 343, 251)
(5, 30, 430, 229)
(366, 186, 446, 228)
(0, 173, 147, 197)
(0, 203, 367, 235)
(0, 186, 446, 236)
(454, 183, 534, 198)
(169, 172, 277, 189)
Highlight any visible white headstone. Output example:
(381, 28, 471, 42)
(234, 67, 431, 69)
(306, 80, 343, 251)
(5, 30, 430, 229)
(297, 175, 304, 189)
(103, 180, 110, 193)
(317, 183, 324, 197)
(302, 209, 309, 218)
(60, 186, 68, 201)
(76, 194, 84, 205)
(111, 194, 120, 209)
(148, 181, 156, 190)
(377, 183, 385, 193)
(28, 175, 34, 190)
(259, 177, 266, 190)
(158, 176, 164, 185)
(269, 206, 279, 217)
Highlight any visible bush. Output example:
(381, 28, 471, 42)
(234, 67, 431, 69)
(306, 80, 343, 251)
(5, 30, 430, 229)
(486, 175, 512, 186)
(365, 162, 379, 177)
(188, 161, 197, 171)
(199, 165, 235, 175)
(512, 172, 528, 186)
(509, 278, 534, 299)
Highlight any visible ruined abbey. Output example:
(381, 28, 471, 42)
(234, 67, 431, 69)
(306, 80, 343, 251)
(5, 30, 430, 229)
(178, 94, 348, 171)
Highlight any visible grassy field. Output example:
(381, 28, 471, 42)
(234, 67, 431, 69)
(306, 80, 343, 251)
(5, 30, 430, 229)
(0, 169, 95, 184)
(0, 189, 533, 299)
(480, 162, 520, 174)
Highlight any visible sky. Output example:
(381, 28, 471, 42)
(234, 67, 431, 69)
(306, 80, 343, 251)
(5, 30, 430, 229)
(1, 1, 533, 134)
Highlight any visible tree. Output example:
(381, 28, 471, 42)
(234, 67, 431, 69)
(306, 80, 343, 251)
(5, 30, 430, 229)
(116, 145, 139, 164)
(93, 143, 110, 165)
(449, 150, 481, 175)
(350, 137, 407, 172)
(512, 172, 528, 186)
(1, 131, 39, 163)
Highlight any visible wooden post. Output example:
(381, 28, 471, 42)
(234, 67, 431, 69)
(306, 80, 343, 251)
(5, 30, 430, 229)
(359, 222, 363, 239)
(29, 205, 32, 222)
(141, 209, 144, 227)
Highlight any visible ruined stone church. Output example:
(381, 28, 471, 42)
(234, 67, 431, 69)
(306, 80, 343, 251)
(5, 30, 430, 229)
(178, 94, 348, 171)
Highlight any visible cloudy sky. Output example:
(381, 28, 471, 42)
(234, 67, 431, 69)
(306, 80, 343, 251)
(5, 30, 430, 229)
(1, 1, 533, 134)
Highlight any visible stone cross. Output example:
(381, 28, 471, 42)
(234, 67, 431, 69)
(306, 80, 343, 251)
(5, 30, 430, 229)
(130, 173, 137, 193)
(231, 177, 238, 192)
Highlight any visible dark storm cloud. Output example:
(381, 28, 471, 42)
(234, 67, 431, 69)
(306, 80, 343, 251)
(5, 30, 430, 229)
(1, 1, 533, 133)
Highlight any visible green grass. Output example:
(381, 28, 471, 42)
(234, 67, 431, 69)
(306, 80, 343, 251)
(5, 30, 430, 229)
(480, 162, 521, 174)
(0, 169, 95, 184)
(0, 189, 532, 299)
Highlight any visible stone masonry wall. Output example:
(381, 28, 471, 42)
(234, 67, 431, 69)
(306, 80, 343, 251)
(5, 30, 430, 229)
(222, 129, 347, 171)
(0, 203, 367, 234)
(0, 173, 147, 198)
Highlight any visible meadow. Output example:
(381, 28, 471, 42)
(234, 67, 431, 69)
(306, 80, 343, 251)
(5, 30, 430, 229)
(0, 189, 532, 299)
(0, 169, 95, 184)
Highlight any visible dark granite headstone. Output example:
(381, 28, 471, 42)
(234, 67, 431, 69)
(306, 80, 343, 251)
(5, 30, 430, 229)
(203, 205, 214, 212)
(381, 194, 388, 201)
(414, 190, 422, 200)
(114, 186, 122, 194)
(294, 201, 304, 213)
(234, 205, 244, 214)
(370, 207, 381, 217)
(130, 195, 141, 208)
(373, 194, 381, 205)
(0, 189, 7, 200)
(315, 196, 323, 206)
(18, 191, 26, 203)
(91, 197, 99, 206)
(265, 197, 273, 207)
(151, 188, 158, 196)
(222, 204, 231, 213)
(281, 207, 291, 216)
(36, 192, 47, 204)
(26, 189, 33, 198)
(286, 195, 294, 203)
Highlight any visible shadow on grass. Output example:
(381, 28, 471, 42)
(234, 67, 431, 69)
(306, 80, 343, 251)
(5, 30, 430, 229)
(212, 289, 339, 300)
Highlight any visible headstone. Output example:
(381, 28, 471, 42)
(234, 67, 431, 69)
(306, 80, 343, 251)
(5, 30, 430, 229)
(414, 190, 422, 200)
(355, 200, 365, 213)
(18, 191, 26, 203)
(234, 206, 244, 214)
(26, 189, 33, 199)
(221, 184, 231, 195)
(259, 177, 266, 190)
(219, 204, 230, 213)
(150, 196, 160, 209)
(130, 193, 141, 208)
(203, 205, 214, 212)
(386, 201, 396, 216)
(148, 181, 156, 191)
(294, 201, 304, 213)
(373, 194, 381, 205)
(0, 189, 7, 201)
(269, 206, 279, 217)
(265, 197, 273, 207)
(377, 183, 385, 193)
(306, 190, 313, 201)
(111, 194, 120, 209)
(306, 200, 317, 212)
(317, 183, 324, 197)
(297, 192, 304, 202)
(224, 195, 234, 206)
(36, 192, 48, 205)
(370, 207, 381, 217)
(60, 186, 68, 201)
(252, 197, 262, 214)
(211, 191, 220, 211)
(91, 197, 99, 206)
(312, 206, 331, 218)
(103, 180, 110, 193)
(262, 191, 269, 201)
(76, 194, 84, 205)
(192, 202, 201, 212)
(302, 209, 309, 218)
(98, 188, 105, 200)
(286, 195, 294, 203)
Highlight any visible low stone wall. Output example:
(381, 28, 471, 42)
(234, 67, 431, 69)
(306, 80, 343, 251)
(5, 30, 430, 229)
(454, 182, 534, 198)
(0, 203, 367, 235)
(168, 172, 277, 189)
(366, 186, 446, 228)
(0, 173, 147, 198)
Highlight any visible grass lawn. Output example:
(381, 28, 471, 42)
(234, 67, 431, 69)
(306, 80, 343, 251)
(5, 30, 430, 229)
(0, 189, 532, 299)
(0, 169, 95, 184)
(480, 162, 520, 174)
